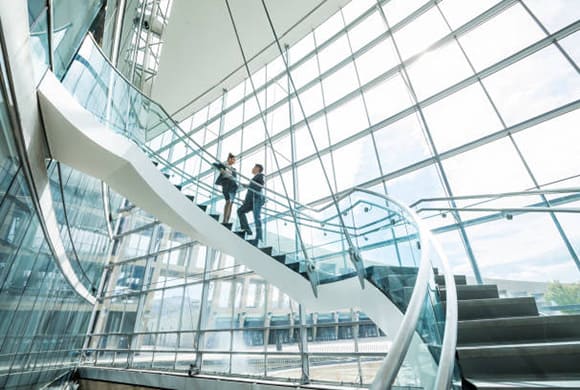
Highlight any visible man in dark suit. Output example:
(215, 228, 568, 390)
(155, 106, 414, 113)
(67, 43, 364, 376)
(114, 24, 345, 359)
(237, 164, 265, 243)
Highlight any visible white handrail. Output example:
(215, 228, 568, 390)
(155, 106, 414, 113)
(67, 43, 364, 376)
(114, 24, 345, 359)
(356, 188, 457, 390)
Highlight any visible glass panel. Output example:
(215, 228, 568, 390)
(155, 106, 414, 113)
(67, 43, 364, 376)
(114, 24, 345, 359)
(439, 0, 500, 30)
(482, 44, 580, 126)
(458, 3, 544, 71)
(374, 114, 432, 174)
(52, 0, 104, 78)
(321, 62, 359, 105)
(523, 0, 580, 32)
(347, 10, 384, 53)
(406, 40, 472, 100)
(423, 83, 503, 152)
(364, 72, 413, 125)
(393, 7, 449, 60)
(443, 138, 535, 198)
(514, 109, 580, 185)
(355, 38, 398, 86)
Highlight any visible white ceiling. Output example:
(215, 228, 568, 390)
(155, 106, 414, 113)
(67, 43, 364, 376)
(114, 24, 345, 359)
(151, 0, 350, 122)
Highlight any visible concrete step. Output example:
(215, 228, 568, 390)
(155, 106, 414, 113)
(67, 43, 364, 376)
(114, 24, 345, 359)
(435, 274, 466, 286)
(458, 341, 580, 382)
(444, 297, 538, 321)
(197, 204, 207, 212)
(458, 314, 580, 347)
(439, 284, 499, 301)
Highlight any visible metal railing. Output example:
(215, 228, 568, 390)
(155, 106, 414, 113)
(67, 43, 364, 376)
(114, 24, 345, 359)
(64, 34, 460, 388)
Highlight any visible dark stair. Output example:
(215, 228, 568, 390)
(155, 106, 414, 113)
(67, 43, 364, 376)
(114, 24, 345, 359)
(209, 214, 219, 221)
(439, 284, 499, 301)
(260, 246, 273, 256)
(185, 194, 194, 202)
(197, 204, 207, 212)
(445, 297, 539, 321)
(286, 262, 300, 272)
(233, 230, 247, 239)
(272, 254, 286, 263)
(441, 273, 580, 388)
(435, 274, 466, 286)
(221, 222, 233, 230)
(458, 314, 580, 346)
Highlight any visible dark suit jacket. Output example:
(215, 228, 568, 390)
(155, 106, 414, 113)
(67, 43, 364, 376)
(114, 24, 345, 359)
(244, 173, 265, 204)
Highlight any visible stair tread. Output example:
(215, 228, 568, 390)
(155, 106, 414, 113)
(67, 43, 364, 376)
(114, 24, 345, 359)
(458, 341, 580, 381)
(435, 274, 467, 285)
(446, 296, 539, 321)
(458, 314, 580, 346)
(440, 284, 499, 301)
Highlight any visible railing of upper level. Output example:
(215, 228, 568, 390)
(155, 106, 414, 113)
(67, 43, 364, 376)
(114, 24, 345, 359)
(59, 34, 460, 388)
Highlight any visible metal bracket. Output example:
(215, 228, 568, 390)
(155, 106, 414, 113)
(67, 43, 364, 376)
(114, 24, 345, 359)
(349, 247, 366, 289)
(305, 260, 319, 298)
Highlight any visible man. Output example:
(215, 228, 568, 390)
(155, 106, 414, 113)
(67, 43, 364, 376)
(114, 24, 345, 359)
(237, 164, 265, 244)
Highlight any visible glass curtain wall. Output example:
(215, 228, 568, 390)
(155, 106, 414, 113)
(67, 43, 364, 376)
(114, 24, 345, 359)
(0, 44, 93, 390)
(85, 203, 409, 386)
(151, 0, 580, 309)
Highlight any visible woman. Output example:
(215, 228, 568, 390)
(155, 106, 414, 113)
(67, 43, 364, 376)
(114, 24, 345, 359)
(215, 153, 238, 224)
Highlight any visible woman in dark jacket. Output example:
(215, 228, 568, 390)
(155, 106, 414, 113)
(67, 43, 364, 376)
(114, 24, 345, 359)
(215, 153, 238, 224)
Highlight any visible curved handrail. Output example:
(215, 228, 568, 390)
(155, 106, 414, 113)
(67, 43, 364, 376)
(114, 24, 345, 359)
(356, 188, 457, 390)
(65, 35, 458, 387)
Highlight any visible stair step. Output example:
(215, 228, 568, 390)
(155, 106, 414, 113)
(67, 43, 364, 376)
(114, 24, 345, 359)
(221, 223, 233, 230)
(163, 172, 171, 179)
(260, 246, 273, 256)
(152, 161, 159, 167)
(272, 254, 286, 263)
(174, 184, 183, 191)
(458, 341, 580, 382)
(246, 238, 258, 247)
(458, 314, 580, 347)
(233, 231, 246, 239)
(444, 297, 538, 321)
(209, 214, 219, 221)
(286, 262, 300, 272)
(185, 194, 195, 202)
(439, 284, 499, 301)
(198, 204, 207, 212)
(435, 274, 467, 286)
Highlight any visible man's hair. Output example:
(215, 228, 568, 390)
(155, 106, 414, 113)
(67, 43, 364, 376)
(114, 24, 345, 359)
(255, 164, 264, 173)
(228, 152, 235, 159)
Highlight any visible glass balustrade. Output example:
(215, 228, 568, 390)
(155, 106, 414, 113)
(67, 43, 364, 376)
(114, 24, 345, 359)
(61, 34, 456, 388)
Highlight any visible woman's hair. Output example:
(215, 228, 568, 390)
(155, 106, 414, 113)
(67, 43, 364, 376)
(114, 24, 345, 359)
(228, 153, 236, 159)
